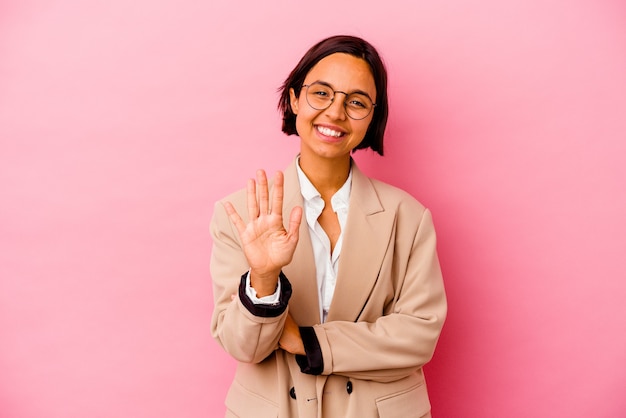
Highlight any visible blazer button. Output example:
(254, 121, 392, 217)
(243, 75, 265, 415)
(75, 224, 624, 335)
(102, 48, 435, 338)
(346, 381, 353, 395)
(289, 386, 296, 400)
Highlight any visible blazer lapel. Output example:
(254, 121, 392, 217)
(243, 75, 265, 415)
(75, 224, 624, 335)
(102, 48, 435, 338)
(281, 159, 322, 326)
(327, 163, 395, 322)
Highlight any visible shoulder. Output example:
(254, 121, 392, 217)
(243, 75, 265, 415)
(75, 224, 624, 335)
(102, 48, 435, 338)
(214, 158, 300, 215)
(367, 177, 427, 216)
(210, 185, 248, 235)
(217, 186, 248, 209)
(350, 163, 431, 228)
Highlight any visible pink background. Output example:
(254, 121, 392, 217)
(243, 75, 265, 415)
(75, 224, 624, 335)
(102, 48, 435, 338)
(1, 0, 625, 417)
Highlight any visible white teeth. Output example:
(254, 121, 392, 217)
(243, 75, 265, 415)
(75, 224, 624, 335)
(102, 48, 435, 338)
(317, 126, 343, 137)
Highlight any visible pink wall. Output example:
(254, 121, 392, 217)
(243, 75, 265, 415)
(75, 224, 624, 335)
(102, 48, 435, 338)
(1, 1, 625, 416)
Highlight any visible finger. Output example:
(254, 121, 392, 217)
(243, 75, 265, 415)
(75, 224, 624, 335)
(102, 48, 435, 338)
(224, 201, 247, 236)
(246, 178, 258, 221)
(287, 206, 302, 242)
(270, 171, 284, 217)
(256, 169, 269, 215)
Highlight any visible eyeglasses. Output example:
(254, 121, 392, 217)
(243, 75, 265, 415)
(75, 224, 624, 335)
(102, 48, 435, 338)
(301, 82, 376, 120)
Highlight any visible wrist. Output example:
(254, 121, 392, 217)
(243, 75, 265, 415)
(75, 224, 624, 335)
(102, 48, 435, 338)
(238, 271, 292, 318)
(249, 270, 280, 297)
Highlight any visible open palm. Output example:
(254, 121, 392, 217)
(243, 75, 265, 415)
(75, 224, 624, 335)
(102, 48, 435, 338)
(224, 170, 302, 291)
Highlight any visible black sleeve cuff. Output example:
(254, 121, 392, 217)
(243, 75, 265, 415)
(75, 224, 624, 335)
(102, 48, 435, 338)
(295, 326, 324, 375)
(238, 271, 292, 317)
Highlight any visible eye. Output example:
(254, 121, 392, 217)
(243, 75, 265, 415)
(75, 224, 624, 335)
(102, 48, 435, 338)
(347, 98, 366, 109)
(309, 86, 332, 98)
(346, 94, 370, 109)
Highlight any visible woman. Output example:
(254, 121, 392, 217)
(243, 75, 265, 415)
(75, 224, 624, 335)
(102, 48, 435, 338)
(210, 35, 447, 418)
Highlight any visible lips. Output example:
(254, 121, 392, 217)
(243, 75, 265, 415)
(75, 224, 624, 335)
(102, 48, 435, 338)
(316, 125, 345, 138)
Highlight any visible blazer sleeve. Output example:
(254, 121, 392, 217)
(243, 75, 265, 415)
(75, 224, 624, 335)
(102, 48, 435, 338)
(312, 209, 447, 383)
(209, 199, 290, 364)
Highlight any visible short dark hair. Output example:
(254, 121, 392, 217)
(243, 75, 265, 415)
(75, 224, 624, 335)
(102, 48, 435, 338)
(278, 35, 388, 156)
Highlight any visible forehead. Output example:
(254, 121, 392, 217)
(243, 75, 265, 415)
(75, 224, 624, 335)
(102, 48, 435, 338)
(304, 53, 376, 97)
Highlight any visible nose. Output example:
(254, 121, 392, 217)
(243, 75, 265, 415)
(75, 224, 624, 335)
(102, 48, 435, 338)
(324, 94, 348, 121)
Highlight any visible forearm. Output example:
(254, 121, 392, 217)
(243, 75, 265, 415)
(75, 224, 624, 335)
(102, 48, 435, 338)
(317, 313, 444, 380)
(212, 272, 292, 363)
(210, 201, 292, 363)
(293, 309, 444, 382)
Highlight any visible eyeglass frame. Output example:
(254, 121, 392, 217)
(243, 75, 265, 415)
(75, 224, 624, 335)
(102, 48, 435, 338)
(301, 82, 377, 120)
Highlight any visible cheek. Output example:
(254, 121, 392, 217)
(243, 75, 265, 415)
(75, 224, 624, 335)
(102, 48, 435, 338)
(357, 119, 373, 136)
(294, 106, 317, 127)
(294, 113, 307, 137)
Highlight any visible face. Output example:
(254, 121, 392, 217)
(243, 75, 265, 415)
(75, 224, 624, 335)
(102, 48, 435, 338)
(289, 53, 377, 164)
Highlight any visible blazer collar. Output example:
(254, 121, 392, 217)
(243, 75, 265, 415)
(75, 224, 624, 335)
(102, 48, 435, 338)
(281, 157, 394, 324)
(282, 158, 319, 325)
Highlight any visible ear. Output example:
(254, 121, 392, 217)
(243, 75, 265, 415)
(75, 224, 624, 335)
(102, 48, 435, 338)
(289, 88, 299, 115)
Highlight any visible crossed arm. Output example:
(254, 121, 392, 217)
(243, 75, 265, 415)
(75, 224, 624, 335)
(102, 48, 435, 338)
(211, 169, 446, 379)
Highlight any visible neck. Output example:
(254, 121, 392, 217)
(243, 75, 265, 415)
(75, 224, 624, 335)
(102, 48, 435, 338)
(298, 154, 351, 197)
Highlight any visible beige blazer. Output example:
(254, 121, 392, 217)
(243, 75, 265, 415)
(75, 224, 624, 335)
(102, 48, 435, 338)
(210, 158, 447, 418)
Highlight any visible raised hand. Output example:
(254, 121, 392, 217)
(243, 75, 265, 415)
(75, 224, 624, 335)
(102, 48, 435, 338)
(224, 170, 302, 297)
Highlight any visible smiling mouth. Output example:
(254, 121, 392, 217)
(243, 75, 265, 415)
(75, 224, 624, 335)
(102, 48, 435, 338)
(316, 125, 345, 138)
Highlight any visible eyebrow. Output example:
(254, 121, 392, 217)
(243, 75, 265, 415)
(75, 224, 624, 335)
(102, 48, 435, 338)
(311, 80, 375, 102)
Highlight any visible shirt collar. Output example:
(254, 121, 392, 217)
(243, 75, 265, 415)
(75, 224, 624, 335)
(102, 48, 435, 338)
(295, 157, 352, 213)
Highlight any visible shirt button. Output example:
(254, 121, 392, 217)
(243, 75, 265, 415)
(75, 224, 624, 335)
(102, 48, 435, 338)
(346, 381, 353, 394)
(289, 386, 297, 400)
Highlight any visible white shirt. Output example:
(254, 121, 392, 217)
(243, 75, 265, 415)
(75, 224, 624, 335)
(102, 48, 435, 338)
(245, 159, 352, 323)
